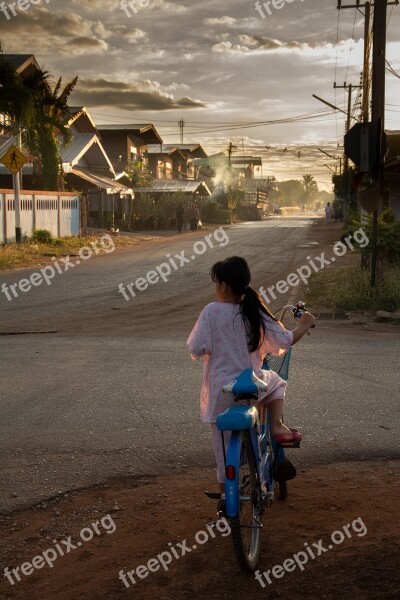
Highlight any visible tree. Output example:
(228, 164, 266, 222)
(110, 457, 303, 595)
(277, 179, 303, 206)
(125, 160, 154, 188)
(301, 174, 318, 206)
(332, 167, 357, 209)
(0, 53, 77, 190)
(24, 71, 77, 190)
(0, 55, 34, 136)
(125, 161, 154, 229)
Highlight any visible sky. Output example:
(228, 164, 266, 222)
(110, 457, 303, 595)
(1, 0, 399, 190)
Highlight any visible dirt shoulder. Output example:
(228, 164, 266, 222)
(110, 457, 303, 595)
(0, 224, 231, 273)
(0, 460, 398, 600)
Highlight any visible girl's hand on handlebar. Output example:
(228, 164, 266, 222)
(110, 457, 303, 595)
(292, 311, 317, 344)
(297, 311, 317, 329)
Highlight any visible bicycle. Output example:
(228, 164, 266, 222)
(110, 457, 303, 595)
(205, 302, 311, 571)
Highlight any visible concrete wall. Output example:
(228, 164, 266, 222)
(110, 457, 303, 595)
(0, 189, 80, 243)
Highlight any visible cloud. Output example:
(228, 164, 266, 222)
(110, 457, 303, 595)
(70, 77, 207, 111)
(212, 41, 251, 54)
(0, 7, 112, 55)
(110, 26, 148, 44)
(212, 34, 353, 58)
(69, 37, 109, 52)
(71, 0, 186, 12)
(203, 16, 237, 26)
(147, 0, 187, 12)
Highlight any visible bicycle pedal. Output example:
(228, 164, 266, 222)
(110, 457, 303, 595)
(205, 491, 224, 500)
(278, 440, 301, 449)
(217, 499, 227, 518)
(274, 458, 297, 482)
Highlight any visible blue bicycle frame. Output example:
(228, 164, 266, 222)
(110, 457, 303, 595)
(218, 348, 292, 518)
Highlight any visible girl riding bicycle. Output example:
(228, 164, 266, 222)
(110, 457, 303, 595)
(186, 256, 316, 487)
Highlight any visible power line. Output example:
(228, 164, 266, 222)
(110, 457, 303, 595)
(386, 58, 400, 78)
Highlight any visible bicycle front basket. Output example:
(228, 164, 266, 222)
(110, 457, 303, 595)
(263, 347, 292, 382)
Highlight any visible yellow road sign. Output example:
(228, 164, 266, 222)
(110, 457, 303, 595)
(1, 145, 27, 175)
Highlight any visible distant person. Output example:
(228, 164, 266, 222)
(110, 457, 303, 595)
(176, 202, 185, 233)
(190, 204, 200, 231)
(325, 202, 333, 224)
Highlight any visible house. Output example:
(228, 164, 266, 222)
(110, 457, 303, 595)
(1, 54, 40, 76)
(62, 108, 132, 226)
(97, 124, 163, 174)
(134, 179, 211, 198)
(62, 107, 129, 194)
(147, 143, 208, 180)
(0, 54, 41, 185)
(230, 156, 263, 182)
(132, 179, 211, 229)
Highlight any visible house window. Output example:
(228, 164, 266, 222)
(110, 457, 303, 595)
(157, 160, 164, 179)
(130, 146, 138, 161)
(165, 161, 172, 179)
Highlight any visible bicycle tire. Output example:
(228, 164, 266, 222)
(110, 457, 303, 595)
(230, 430, 261, 571)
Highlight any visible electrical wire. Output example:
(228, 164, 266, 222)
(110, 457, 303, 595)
(386, 59, 400, 79)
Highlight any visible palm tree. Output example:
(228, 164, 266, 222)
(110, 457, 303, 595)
(23, 70, 78, 190)
(0, 52, 77, 190)
(301, 174, 318, 207)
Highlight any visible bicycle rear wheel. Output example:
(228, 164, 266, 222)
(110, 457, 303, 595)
(277, 480, 288, 500)
(230, 430, 261, 571)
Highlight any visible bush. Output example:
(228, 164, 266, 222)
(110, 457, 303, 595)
(342, 209, 400, 263)
(202, 202, 231, 224)
(334, 266, 400, 312)
(235, 206, 261, 221)
(32, 229, 53, 244)
(308, 265, 400, 313)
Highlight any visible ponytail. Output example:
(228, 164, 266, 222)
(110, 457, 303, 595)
(240, 286, 278, 352)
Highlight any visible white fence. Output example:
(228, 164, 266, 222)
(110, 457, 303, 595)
(0, 190, 80, 243)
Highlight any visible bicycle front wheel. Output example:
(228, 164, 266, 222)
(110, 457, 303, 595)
(230, 430, 261, 571)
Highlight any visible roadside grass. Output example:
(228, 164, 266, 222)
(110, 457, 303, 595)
(307, 263, 400, 313)
(0, 235, 134, 271)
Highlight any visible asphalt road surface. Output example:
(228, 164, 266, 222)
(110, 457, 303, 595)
(1, 218, 399, 512)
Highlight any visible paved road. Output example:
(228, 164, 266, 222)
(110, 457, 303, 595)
(1, 218, 399, 511)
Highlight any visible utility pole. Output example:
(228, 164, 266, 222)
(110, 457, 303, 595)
(370, 0, 388, 287)
(362, 2, 371, 123)
(228, 142, 236, 166)
(178, 119, 185, 144)
(334, 82, 361, 204)
(338, 0, 398, 287)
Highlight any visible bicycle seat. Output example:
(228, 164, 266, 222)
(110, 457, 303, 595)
(217, 405, 259, 431)
(222, 368, 269, 395)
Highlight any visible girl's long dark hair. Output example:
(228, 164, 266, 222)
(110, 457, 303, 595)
(211, 256, 279, 353)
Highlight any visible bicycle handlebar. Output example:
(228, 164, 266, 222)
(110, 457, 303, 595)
(275, 301, 316, 332)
